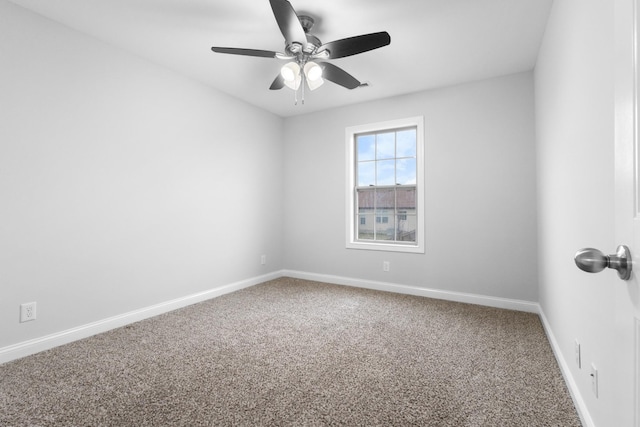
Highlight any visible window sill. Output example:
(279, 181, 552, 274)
(346, 241, 425, 254)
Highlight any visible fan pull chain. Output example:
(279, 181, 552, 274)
(301, 73, 306, 105)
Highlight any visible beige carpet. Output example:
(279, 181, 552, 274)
(0, 277, 580, 426)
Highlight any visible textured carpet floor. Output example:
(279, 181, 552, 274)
(0, 277, 580, 426)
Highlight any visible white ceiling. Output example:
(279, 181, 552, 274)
(8, 0, 553, 118)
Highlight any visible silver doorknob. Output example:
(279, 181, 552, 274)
(574, 245, 632, 280)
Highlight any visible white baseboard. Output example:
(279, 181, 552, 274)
(0, 269, 553, 369)
(0, 270, 538, 365)
(538, 308, 594, 427)
(0, 271, 283, 365)
(282, 270, 540, 313)
(1, 268, 593, 425)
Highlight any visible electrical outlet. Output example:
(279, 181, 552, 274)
(261, 255, 266, 265)
(383, 261, 390, 272)
(574, 339, 581, 368)
(590, 363, 598, 398)
(20, 302, 37, 323)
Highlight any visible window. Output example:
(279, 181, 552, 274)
(345, 116, 425, 253)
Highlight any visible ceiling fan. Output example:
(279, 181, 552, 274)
(211, 0, 391, 103)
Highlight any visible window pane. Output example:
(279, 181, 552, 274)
(376, 188, 395, 209)
(357, 188, 375, 212)
(396, 158, 416, 185)
(358, 214, 374, 240)
(396, 187, 416, 210)
(396, 213, 416, 242)
(375, 213, 395, 240)
(376, 159, 395, 185)
(358, 161, 375, 186)
(376, 132, 395, 159)
(396, 129, 416, 158)
(357, 134, 375, 161)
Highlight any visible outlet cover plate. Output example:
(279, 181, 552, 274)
(20, 302, 37, 322)
(591, 363, 598, 398)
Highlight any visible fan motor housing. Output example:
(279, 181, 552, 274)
(285, 15, 322, 55)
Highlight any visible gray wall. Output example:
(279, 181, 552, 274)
(0, 1, 284, 349)
(535, 0, 617, 424)
(283, 72, 538, 302)
(2, 0, 539, 368)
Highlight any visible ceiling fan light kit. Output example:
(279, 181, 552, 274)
(304, 62, 323, 83)
(281, 62, 301, 89)
(211, 0, 391, 105)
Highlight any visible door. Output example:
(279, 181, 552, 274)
(615, 0, 640, 425)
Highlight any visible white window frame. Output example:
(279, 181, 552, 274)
(345, 116, 425, 253)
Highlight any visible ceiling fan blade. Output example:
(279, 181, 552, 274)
(270, 73, 285, 90)
(211, 47, 278, 58)
(319, 31, 391, 59)
(269, 0, 307, 47)
(320, 62, 361, 89)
